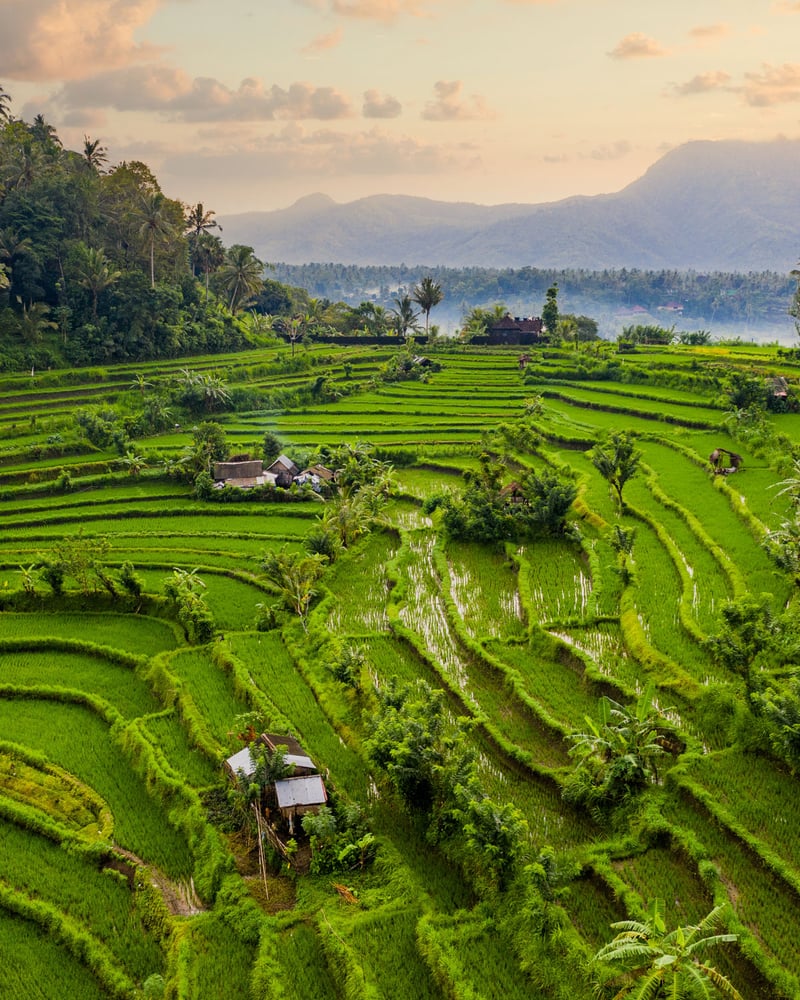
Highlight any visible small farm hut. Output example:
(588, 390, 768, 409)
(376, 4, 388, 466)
(261, 732, 317, 775)
(274, 775, 328, 834)
(266, 454, 300, 488)
(213, 459, 277, 489)
(224, 746, 258, 783)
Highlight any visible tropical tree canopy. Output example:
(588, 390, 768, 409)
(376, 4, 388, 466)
(592, 899, 742, 1000)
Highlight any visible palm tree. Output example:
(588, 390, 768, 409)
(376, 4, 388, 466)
(30, 114, 60, 147)
(592, 899, 742, 999)
(17, 302, 57, 343)
(590, 431, 641, 509)
(190, 232, 225, 304)
(138, 191, 174, 288)
(0, 85, 12, 124)
(185, 202, 220, 238)
(216, 244, 264, 313)
(83, 135, 108, 173)
(390, 294, 420, 337)
(76, 247, 121, 316)
(412, 276, 443, 335)
(185, 203, 221, 277)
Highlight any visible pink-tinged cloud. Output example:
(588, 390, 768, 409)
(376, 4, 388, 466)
(608, 33, 667, 60)
(0, 0, 163, 82)
(421, 81, 494, 121)
(53, 67, 355, 121)
(671, 70, 731, 96)
(688, 23, 731, 40)
(294, 0, 431, 21)
(363, 90, 402, 118)
(302, 27, 344, 54)
(741, 63, 800, 105)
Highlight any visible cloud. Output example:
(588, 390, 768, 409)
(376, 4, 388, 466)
(294, 0, 432, 21)
(671, 70, 732, 96)
(0, 0, 163, 82)
(688, 23, 731, 41)
(421, 80, 494, 121)
(302, 27, 344, 54)
(740, 63, 800, 105)
(584, 140, 632, 161)
(363, 89, 402, 118)
(773, 1, 800, 12)
(160, 125, 476, 182)
(608, 33, 667, 60)
(53, 67, 355, 121)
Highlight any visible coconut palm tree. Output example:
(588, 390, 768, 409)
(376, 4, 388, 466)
(193, 232, 225, 303)
(185, 203, 221, 277)
(0, 85, 12, 124)
(185, 202, 220, 238)
(216, 244, 264, 313)
(30, 114, 60, 147)
(412, 276, 443, 335)
(390, 294, 420, 337)
(76, 247, 121, 316)
(592, 899, 742, 1000)
(82, 135, 108, 173)
(138, 191, 174, 288)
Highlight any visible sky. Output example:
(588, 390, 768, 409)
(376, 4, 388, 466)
(3, 0, 800, 215)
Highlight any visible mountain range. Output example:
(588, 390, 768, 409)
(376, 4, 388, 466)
(219, 140, 800, 273)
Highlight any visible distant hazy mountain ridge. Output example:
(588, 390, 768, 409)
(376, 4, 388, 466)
(219, 140, 800, 273)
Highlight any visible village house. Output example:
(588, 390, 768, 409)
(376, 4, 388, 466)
(212, 459, 276, 490)
(266, 454, 300, 488)
(274, 774, 328, 835)
(486, 313, 544, 345)
(294, 464, 335, 492)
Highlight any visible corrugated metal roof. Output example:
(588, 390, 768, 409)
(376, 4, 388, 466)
(225, 747, 255, 779)
(286, 754, 316, 771)
(275, 775, 327, 808)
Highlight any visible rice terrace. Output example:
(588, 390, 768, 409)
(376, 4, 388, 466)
(3, 328, 800, 999)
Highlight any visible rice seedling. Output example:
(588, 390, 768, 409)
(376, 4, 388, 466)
(345, 906, 443, 1000)
(567, 872, 627, 948)
(0, 649, 161, 719)
(486, 639, 608, 730)
(686, 751, 800, 876)
(0, 817, 165, 979)
(140, 711, 218, 788)
(0, 698, 192, 876)
(446, 540, 525, 640)
(663, 791, 800, 979)
(325, 531, 398, 634)
(173, 910, 256, 1000)
(164, 648, 249, 746)
(551, 623, 642, 690)
(520, 538, 592, 625)
(0, 908, 109, 1000)
(614, 845, 712, 924)
(0, 612, 179, 657)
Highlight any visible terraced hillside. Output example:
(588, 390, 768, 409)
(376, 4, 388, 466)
(1, 340, 800, 999)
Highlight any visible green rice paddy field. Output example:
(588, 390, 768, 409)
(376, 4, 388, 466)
(1, 340, 800, 999)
